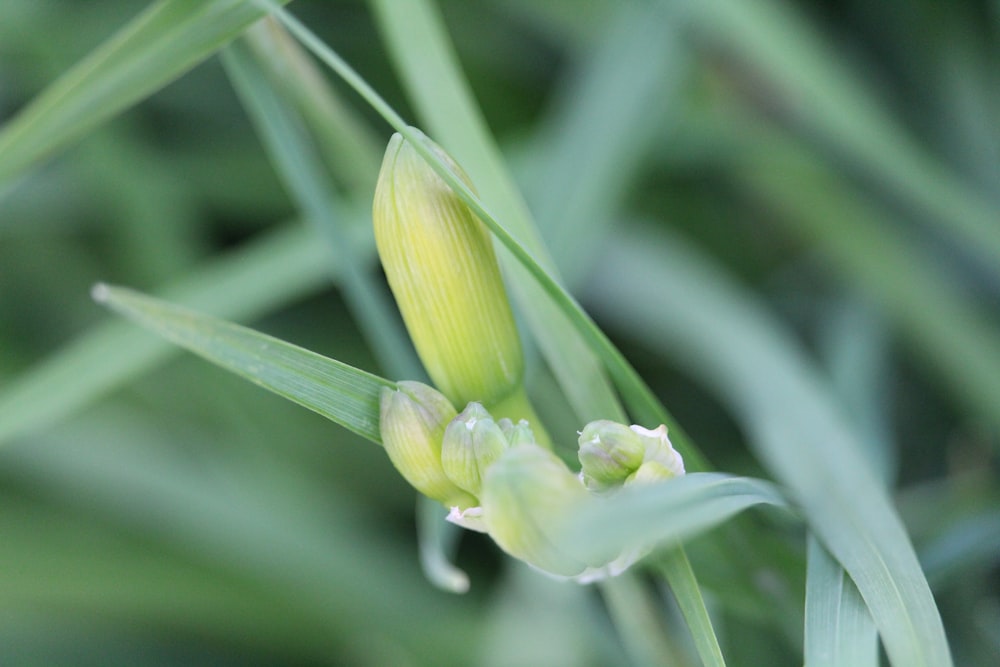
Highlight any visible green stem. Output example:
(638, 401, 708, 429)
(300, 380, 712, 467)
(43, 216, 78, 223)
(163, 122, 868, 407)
(600, 573, 687, 667)
(655, 549, 727, 667)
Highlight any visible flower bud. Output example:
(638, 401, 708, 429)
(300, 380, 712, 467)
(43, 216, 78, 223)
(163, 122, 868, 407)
(578, 420, 647, 492)
(373, 132, 524, 409)
(379, 381, 475, 508)
(441, 402, 508, 497)
(578, 422, 684, 492)
(480, 443, 591, 578)
(499, 417, 537, 448)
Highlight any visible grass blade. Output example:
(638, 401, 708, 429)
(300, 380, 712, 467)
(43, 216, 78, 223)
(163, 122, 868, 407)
(221, 36, 420, 380)
(655, 549, 726, 667)
(566, 473, 790, 563)
(685, 0, 1000, 277)
(92, 284, 392, 444)
(525, 0, 689, 285)
(244, 18, 383, 193)
(734, 130, 1000, 436)
(0, 0, 291, 185)
(805, 536, 879, 667)
(583, 227, 952, 667)
(600, 573, 691, 667)
(0, 224, 332, 446)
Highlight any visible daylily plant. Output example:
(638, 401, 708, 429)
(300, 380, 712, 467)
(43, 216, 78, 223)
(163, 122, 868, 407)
(373, 132, 684, 581)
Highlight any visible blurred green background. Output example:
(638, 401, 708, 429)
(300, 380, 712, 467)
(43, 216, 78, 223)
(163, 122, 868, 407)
(1, 0, 999, 665)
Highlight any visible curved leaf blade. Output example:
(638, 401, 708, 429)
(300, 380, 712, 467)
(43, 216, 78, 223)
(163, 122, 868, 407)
(92, 284, 392, 444)
(0, 224, 331, 446)
(583, 227, 952, 667)
(565, 473, 790, 563)
(0, 0, 291, 185)
(805, 536, 879, 667)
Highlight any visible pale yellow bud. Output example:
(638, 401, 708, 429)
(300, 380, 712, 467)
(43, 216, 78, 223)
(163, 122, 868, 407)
(480, 443, 591, 577)
(373, 132, 524, 409)
(441, 402, 508, 497)
(379, 381, 476, 508)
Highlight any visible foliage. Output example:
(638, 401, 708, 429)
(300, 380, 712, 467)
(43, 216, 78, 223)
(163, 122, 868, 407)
(1, 0, 998, 665)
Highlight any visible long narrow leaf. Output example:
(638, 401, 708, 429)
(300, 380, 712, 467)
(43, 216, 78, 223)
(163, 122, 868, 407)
(566, 473, 790, 563)
(92, 284, 392, 444)
(0, 0, 291, 185)
(583, 227, 952, 667)
(244, 18, 383, 193)
(734, 131, 1000, 435)
(656, 549, 727, 667)
(685, 0, 1000, 277)
(525, 0, 689, 285)
(600, 573, 690, 667)
(805, 536, 879, 667)
(0, 224, 332, 446)
(221, 36, 420, 380)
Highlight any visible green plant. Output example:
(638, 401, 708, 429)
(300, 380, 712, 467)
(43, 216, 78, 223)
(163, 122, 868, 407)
(2, 1, 998, 665)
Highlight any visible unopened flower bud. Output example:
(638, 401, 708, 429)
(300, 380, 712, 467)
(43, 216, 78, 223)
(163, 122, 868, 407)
(373, 132, 524, 409)
(379, 381, 475, 508)
(578, 420, 647, 492)
(480, 444, 591, 578)
(578, 422, 684, 492)
(441, 402, 508, 497)
(499, 417, 537, 448)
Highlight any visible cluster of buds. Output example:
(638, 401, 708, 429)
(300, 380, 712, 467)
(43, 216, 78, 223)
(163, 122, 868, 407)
(372, 131, 684, 581)
(380, 381, 684, 581)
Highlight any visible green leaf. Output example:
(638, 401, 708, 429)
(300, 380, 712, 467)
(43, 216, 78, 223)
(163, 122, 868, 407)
(685, 0, 1000, 278)
(734, 130, 1000, 436)
(524, 0, 689, 286)
(0, 0, 292, 186)
(0, 224, 332, 446)
(583, 226, 952, 667)
(565, 473, 790, 563)
(92, 284, 392, 444)
(568, 471, 786, 667)
(0, 417, 479, 659)
(805, 536, 879, 667)
(599, 573, 692, 667)
(655, 549, 727, 667)
(243, 18, 383, 194)
(221, 35, 420, 380)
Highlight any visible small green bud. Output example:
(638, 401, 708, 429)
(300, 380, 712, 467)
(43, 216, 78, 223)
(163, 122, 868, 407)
(480, 444, 591, 578)
(578, 422, 684, 492)
(379, 381, 475, 508)
(373, 132, 524, 409)
(578, 420, 647, 492)
(499, 417, 537, 448)
(441, 402, 508, 497)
